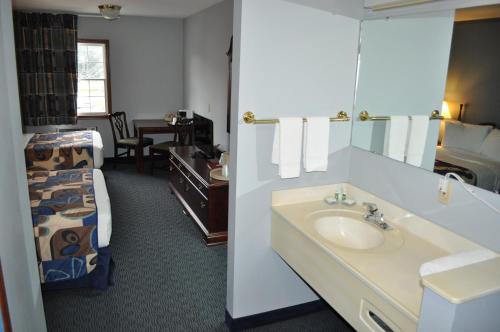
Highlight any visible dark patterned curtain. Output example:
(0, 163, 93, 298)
(13, 12, 78, 126)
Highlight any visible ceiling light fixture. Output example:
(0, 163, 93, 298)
(98, 4, 122, 20)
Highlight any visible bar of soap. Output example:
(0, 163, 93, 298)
(324, 196, 337, 205)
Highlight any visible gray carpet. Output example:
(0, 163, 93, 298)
(42, 163, 354, 332)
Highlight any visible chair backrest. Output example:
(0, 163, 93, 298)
(175, 118, 194, 146)
(109, 112, 131, 145)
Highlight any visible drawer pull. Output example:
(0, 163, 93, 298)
(179, 178, 184, 184)
(169, 166, 174, 172)
(200, 201, 206, 209)
(369, 311, 394, 332)
(185, 185, 190, 192)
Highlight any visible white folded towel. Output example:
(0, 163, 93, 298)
(303, 117, 329, 172)
(272, 118, 303, 179)
(406, 115, 430, 167)
(419, 249, 499, 277)
(383, 116, 409, 162)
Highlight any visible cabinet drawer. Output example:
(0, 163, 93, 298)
(192, 178, 208, 197)
(169, 157, 208, 198)
(182, 178, 209, 228)
(168, 166, 184, 197)
(169, 158, 209, 228)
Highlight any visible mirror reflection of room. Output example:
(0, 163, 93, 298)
(436, 5, 500, 193)
(352, 11, 453, 171)
(352, 5, 500, 194)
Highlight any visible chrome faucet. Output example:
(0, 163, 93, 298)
(362, 202, 389, 230)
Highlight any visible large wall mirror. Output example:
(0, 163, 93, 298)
(352, 4, 500, 194)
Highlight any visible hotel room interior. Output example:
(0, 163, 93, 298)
(2, 0, 500, 331)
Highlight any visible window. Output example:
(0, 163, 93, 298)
(77, 40, 111, 117)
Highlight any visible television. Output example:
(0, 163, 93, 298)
(193, 113, 214, 159)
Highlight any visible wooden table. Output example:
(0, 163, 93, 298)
(133, 119, 176, 173)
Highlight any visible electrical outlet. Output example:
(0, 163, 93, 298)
(438, 178, 451, 204)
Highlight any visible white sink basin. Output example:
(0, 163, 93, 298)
(314, 216, 384, 250)
(309, 211, 384, 250)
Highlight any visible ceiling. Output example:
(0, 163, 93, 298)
(12, 0, 225, 18)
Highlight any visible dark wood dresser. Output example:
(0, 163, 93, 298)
(167, 146, 228, 245)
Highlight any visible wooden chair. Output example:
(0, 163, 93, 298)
(150, 118, 193, 174)
(109, 111, 154, 168)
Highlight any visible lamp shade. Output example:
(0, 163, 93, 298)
(441, 101, 452, 119)
(98, 4, 122, 20)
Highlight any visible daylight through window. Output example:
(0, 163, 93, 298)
(77, 40, 111, 117)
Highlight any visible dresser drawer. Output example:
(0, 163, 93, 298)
(168, 158, 209, 228)
(192, 178, 208, 197)
(169, 156, 208, 197)
(167, 163, 183, 194)
(182, 177, 209, 228)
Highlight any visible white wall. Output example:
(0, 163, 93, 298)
(25, 15, 185, 158)
(183, 0, 233, 150)
(227, 0, 362, 319)
(352, 12, 454, 171)
(0, 0, 47, 330)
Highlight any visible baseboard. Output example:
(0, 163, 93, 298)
(225, 300, 326, 331)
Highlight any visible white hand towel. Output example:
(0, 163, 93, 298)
(419, 249, 499, 277)
(303, 117, 329, 172)
(383, 116, 409, 162)
(272, 123, 280, 165)
(406, 115, 430, 167)
(271, 118, 303, 179)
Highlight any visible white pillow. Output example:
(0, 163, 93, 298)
(442, 121, 493, 152)
(479, 129, 500, 163)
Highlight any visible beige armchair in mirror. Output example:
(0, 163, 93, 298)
(351, 4, 500, 194)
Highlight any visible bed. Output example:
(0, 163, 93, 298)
(27, 168, 112, 289)
(434, 122, 500, 193)
(435, 146, 500, 191)
(24, 130, 104, 171)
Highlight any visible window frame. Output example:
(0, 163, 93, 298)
(76, 39, 112, 119)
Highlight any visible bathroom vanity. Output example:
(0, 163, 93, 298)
(271, 183, 500, 332)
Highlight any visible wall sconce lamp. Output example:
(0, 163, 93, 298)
(441, 101, 452, 120)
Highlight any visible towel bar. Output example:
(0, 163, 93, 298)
(243, 111, 350, 124)
(358, 110, 444, 121)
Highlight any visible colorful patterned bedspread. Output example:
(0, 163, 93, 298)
(434, 159, 477, 186)
(25, 131, 94, 171)
(27, 169, 99, 284)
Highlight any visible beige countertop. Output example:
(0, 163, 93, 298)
(273, 200, 450, 321)
(272, 182, 500, 321)
(422, 257, 500, 304)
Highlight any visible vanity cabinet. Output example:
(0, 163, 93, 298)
(272, 214, 417, 332)
(167, 146, 228, 245)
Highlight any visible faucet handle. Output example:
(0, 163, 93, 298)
(362, 202, 378, 213)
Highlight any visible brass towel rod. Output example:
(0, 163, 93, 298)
(243, 111, 350, 124)
(359, 110, 444, 121)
